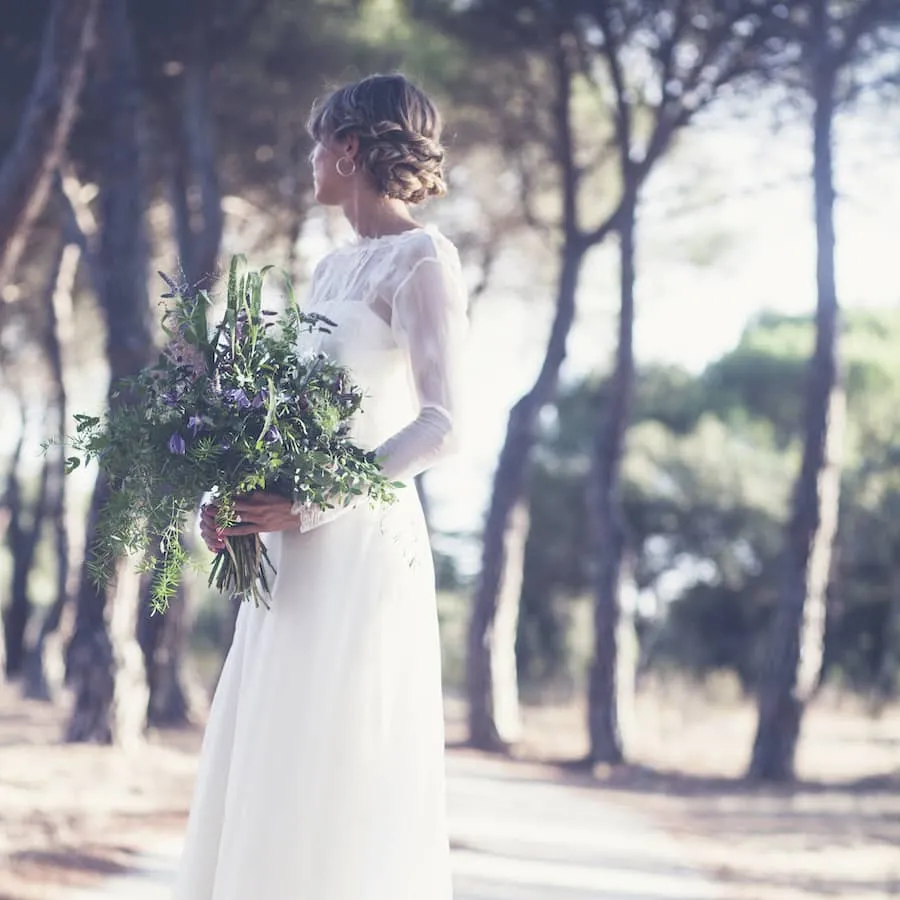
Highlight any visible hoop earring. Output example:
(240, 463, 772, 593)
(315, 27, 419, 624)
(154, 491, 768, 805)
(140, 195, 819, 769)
(336, 157, 356, 177)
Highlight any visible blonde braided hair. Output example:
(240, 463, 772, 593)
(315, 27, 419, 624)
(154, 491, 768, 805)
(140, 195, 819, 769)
(308, 75, 447, 205)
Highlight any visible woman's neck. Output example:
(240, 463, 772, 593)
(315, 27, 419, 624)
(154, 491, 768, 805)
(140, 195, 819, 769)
(342, 193, 420, 239)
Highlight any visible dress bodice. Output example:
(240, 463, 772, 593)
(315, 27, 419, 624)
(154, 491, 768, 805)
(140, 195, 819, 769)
(296, 226, 468, 489)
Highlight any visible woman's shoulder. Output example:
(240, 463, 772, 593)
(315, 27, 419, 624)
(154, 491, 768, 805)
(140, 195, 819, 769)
(393, 225, 461, 272)
(309, 225, 460, 295)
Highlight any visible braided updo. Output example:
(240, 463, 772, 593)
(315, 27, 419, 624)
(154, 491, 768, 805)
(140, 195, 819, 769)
(308, 74, 446, 205)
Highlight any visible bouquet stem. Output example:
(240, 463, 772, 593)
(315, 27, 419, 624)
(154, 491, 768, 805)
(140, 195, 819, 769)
(209, 534, 275, 607)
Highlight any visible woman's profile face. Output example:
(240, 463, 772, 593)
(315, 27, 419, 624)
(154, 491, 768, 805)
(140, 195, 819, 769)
(311, 138, 354, 206)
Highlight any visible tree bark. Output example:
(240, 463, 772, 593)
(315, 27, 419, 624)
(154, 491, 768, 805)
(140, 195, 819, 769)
(138, 569, 206, 728)
(22, 223, 81, 701)
(166, 30, 223, 289)
(587, 196, 638, 766)
(0, 501, 6, 676)
(466, 33, 605, 751)
(67, 481, 150, 746)
(467, 239, 583, 750)
(137, 530, 206, 728)
(0, 0, 99, 288)
(749, 3, 845, 781)
(138, 35, 223, 728)
(65, 0, 154, 746)
(871, 565, 900, 714)
(0, 599, 4, 677)
(2, 413, 27, 677)
(5, 422, 51, 679)
(182, 59, 223, 286)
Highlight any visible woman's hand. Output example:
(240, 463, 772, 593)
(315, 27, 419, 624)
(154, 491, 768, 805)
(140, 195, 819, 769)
(199, 503, 226, 553)
(200, 493, 300, 552)
(226, 492, 299, 536)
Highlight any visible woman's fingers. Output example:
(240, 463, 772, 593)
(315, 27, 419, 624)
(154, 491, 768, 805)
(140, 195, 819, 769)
(203, 535, 225, 552)
(234, 492, 285, 514)
(201, 523, 225, 548)
(199, 510, 226, 552)
(232, 502, 266, 518)
(200, 499, 274, 540)
(221, 523, 264, 536)
(203, 501, 259, 527)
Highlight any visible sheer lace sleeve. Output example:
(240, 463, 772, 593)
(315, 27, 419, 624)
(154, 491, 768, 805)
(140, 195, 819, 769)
(377, 253, 467, 480)
(293, 241, 468, 533)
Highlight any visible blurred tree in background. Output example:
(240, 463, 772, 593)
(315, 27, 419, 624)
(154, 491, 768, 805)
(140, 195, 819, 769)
(519, 310, 900, 712)
(747, 0, 900, 783)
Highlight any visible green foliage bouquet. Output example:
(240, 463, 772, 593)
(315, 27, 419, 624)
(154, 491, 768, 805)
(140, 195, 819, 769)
(68, 257, 396, 613)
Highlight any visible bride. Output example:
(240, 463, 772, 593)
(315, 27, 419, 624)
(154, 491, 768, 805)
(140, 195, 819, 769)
(172, 74, 466, 899)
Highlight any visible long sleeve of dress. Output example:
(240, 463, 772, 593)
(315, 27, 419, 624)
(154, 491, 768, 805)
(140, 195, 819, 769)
(294, 248, 467, 533)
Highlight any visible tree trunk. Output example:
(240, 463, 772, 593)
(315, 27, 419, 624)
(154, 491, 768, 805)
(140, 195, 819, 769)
(489, 498, 529, 740)
(588, 197, 638, 766)
(466, 240, 583, 750)
(0, 518, 6, 676)
(66, 478, 146, 745)
(5, 440, 50, 678)
(22, 225, 81, 701)
(167, 34, 223, 289)
(0, 439, 12, 676)
(138, 579, 206, 727)
(138, 534, 207, 728)
(138, 39, 223, 727)
(2, 415, 27, 677)
(65, 0, 154, 746)
(749, 11, 844, 781)
(466, 34, 589, 751)
(871, 564, 900, 714)
(182, 59, 223, 285)
(0, 592, 5, 677)
(0, 0, 99, 288)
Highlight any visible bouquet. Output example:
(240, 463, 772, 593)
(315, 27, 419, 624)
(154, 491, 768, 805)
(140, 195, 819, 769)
(66, 256, 397, 613)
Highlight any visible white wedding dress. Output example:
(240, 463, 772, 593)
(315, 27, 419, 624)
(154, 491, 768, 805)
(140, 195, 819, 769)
(172, 226, 467, 900)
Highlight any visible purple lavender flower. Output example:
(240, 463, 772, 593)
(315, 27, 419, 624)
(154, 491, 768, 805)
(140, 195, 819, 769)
(168, 433, 187, 455)
(226, 388, 251, 409)
(236, 312, 248, 341)
(264, 425, 281, 444)
(187, 415, 203, 435)
(162, 389, 180, 408)
(163, 337, 206, 380)
(251, 388, 268, 409)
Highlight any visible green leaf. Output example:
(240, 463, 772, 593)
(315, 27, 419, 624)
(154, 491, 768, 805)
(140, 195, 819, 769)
(73, 414, 100, 432)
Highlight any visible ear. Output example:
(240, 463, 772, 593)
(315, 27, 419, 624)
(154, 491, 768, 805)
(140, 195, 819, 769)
(341, 132, 360, 160)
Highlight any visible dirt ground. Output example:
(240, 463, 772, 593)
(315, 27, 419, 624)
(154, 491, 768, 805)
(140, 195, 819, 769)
(0, 683, 197, 900)
(517, 682, 900, 900)
(1, 678, 898, 900)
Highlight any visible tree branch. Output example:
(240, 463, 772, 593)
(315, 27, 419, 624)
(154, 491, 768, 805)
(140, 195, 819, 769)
(0, 0, 100, 290)
(56, 169, 100, 289)
(581, 199, 626, 249)
(553, 30, 581, 241)
(834, 0, 897, 70)
(594, 3, 633, 163)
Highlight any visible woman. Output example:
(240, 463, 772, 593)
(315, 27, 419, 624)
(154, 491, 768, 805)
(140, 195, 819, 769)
(172, 74, 466, 899)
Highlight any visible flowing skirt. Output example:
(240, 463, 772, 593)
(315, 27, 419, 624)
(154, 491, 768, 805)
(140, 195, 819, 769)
(172, 493, 452, 899)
